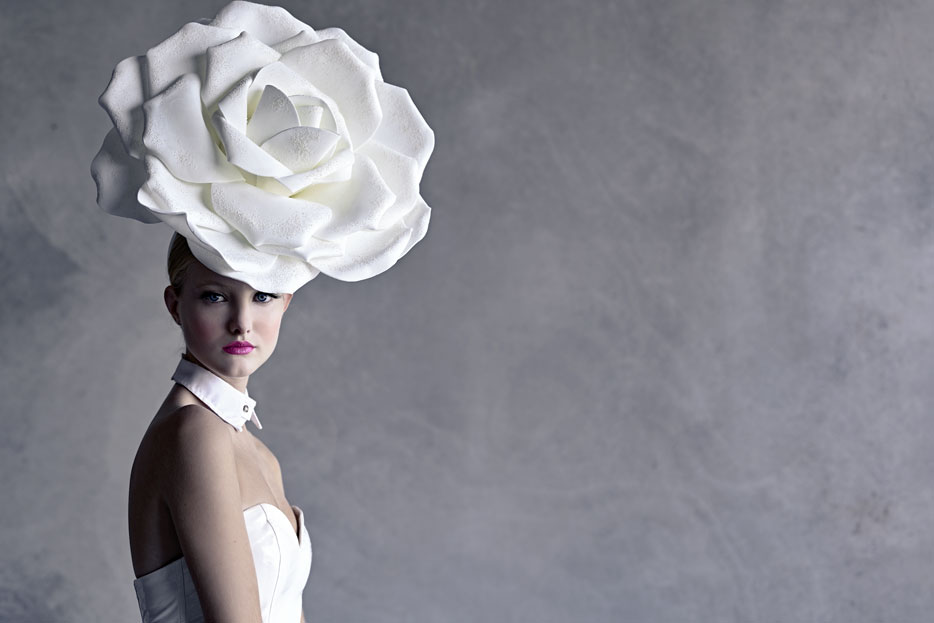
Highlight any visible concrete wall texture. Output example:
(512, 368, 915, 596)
(2, 0, 933, 621)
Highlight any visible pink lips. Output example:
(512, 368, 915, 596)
(223, 341, 254, 355)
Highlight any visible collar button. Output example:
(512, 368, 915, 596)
(243, 405, 249, 412)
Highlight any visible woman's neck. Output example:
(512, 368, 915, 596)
(181, 352, 250, 393)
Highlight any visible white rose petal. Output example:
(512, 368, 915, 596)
(303, 154, 396, 239)
(358, 140, 420, 230)
(280, 39, 382, 148)
(316, 27, 382, 77)
(272, 30, 322, 55)
(212, 112, 294, 177)
(202, 32, 280, 108)
(212, 1, 308, 47)
(370, 82, 435, 173)
(278, 148, 355, 194)
(142, 74, 242, 183)
(260, 127, 341, 173)
(91, 129, 160, 223)
(138, 156, 234, 235)
(293, 98, 325, 128)
(98, 56, 147, 158)
(313, 221, 414, 282)
(210, 181, 332, 251)
(146, 22, 236, 96)
(400, 197, 431, 256)
(247, 63, 349, 138)
(216, 76, 251, 133)
(196, 226, 280, 274)
(246, 84, 300, 145)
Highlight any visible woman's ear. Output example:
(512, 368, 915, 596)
(164, 285, 181, 325)
(282, 293, 293, 313)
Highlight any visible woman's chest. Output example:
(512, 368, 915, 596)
(232, 436, 297, 535)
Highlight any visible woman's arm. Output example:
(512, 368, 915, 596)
(162, 405, 264, 623)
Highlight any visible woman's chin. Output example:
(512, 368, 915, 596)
(190, 352, 252, 380)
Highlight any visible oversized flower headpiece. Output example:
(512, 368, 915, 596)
(91, 0, 434, 293)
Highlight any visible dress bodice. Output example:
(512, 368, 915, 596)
(133, 503, 312, 623)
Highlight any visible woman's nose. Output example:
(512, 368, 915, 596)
(228, 302, 252, 336)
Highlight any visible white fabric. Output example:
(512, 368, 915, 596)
(133, 503, 311, 623)
(170, 356, 262, 432)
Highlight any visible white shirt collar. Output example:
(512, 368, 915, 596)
(170, 357, 262, 432)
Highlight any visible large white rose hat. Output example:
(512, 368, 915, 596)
(91, 0, 434, 293)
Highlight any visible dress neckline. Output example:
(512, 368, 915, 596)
(244, 502, 303, 545)
(133, 504, 306, 582)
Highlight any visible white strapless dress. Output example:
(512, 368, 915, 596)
(133, 503, 312, 623)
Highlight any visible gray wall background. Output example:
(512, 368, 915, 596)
(2, 0, 933, 621)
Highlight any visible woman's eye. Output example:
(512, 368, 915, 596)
(255, 292, 277, 303)
(201, 291, 225, 303)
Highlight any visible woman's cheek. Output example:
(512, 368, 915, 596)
(260, 313, 284, 346)
(187, 313, 222, 344)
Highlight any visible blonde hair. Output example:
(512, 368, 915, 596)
(167, 232, 199, 294)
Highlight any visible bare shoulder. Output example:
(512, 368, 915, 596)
(161, 404, 235, 460)
(154, 403, 233, 446)
(150, 405, 238, 501)
(164, 404, 233, 441)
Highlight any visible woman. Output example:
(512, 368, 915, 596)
(128, 234, 307, 623)
(90, 3, 434, 620)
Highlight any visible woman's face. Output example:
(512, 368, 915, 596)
(164, 260, 292, 389)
